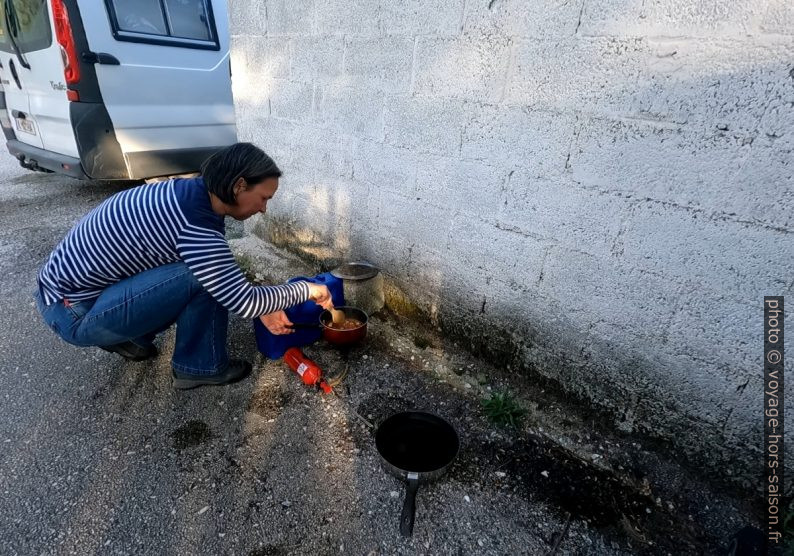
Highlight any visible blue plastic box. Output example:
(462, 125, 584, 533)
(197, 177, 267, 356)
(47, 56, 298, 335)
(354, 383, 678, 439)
(252, 272, 344, 359)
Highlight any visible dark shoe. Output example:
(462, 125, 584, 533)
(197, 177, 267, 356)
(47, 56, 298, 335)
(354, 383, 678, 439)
(172, 359, 253, 390)
(99, 341, 158, 361)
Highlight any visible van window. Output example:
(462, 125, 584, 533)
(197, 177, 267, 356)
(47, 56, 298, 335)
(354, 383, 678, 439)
(0, 0, 52, 54)
(105, 0, 218, 50)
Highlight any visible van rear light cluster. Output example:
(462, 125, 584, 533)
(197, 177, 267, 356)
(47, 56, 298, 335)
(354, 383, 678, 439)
(51, 0, 80, 97)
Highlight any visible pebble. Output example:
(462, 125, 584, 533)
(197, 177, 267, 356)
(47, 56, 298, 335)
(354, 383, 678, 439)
(282, 501, 292, 508)
(464, 495, 470, 503)
(390, 491, 399, 498)
(495, 471, 506, 478)
(541, 470, 549, 478)
(478, 539, 484, 547)
(197, 506, 209, 515)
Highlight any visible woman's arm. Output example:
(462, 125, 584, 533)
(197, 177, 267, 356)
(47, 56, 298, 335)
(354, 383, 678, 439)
(176, 225, 314, 319)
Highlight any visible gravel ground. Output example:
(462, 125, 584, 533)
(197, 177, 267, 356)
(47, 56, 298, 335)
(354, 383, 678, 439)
(0, 156, 762, 555)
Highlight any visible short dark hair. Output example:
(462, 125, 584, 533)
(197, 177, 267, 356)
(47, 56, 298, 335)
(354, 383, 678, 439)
(200, 142, 282, 204)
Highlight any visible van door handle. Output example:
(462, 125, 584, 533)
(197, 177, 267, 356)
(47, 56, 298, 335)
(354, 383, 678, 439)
(81, 51, 120, 65)
(11, 109, 25, 119)
(8, 57, 21, 89)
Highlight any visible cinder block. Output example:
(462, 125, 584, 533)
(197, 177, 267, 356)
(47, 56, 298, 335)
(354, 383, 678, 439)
(579, 0, 759, 37)
(618, 203, 794, 299)
(240, 117, 299, 165)
(278, 172, 317, 204)
(235, 111, 292, 157)
(761, 0, 794, 34)
(663, 292, 759, 379)
(267, 80, 314, 121)
(461, 104, 574, 177)
(462, 0, 580, 38)
(228, 2, 266, 36)
(315, 0, 380, 36)
(380, 0, 464, 35)
(317, 84, 385, 139)
(498, 172, 633, 258)
(234, 106, 262, 143)
(230, 35, 251, 84)
(505, 37, 648, 114)
(376, 193, 453, 251)
(265, 0, 315, 35)
(402, 247, 450, 306)
(539, 246, 678, 339)
(343, 37, 414, 93)
(728, 135, 793, 230)
(364, 230, 413, 280)
(579, 335, 736, 427)
(301, 126, 357, 179)
(447, 215, 546, 294)
(291, 37, 345, 81)
(245, 36, 292, 80)
(351, 140, 420, 196)
(384, 97, 468, 156)
(628, 39, 793, 134)
(414, 36, 511, 102)
(414, 155, 504, 216)
(570, 116, 793, 229)
(302, 177, 370, 240)
(231, 37, 290, 106)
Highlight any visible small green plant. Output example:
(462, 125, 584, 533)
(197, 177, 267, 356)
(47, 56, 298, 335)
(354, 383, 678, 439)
(482, 390, 527, 428)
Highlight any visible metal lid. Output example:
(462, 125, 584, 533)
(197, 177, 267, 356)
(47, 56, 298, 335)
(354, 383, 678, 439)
(331, 261, 380, 280)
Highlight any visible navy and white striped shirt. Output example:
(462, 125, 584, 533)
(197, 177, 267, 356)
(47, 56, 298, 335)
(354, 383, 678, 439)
(37, 177, 310, 319)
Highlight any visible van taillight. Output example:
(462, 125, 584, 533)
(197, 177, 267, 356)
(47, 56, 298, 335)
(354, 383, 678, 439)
(51, 0, 80, 87)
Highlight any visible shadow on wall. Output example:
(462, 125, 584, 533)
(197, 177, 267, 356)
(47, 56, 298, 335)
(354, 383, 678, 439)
(232, 0, 794, 501)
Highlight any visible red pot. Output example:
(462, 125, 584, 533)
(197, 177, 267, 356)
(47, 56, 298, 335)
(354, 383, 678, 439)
(319, 306, 368, 346)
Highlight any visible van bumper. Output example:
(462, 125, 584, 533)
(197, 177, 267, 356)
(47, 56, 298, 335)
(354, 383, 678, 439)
(6, 140, 88, 179)
(125, 146, 225, 180)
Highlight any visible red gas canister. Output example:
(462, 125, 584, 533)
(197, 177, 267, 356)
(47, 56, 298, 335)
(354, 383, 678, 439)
(283, 347, 332, 394)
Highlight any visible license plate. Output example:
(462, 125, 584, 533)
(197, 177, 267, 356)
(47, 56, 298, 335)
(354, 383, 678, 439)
(15, 117, 35, 135)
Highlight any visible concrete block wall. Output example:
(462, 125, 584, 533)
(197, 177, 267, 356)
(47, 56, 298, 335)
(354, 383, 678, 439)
(229, 0, 794, 487)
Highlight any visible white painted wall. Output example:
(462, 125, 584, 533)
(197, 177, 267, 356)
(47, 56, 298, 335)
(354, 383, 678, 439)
(229, 0, 794, 481)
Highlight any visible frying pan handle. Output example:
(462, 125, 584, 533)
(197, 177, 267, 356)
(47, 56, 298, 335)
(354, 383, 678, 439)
(289, 322, 321, 329)
(400, 477, 420, 536)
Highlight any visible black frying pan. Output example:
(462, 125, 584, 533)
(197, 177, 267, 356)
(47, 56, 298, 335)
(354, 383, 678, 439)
(375, 411, 459, 536)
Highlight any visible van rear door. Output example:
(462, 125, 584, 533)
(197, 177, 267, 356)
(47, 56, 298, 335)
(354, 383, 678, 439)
(0, 0, 50, 151)
(77, 0, 236, 179)
(0, 0, 80, 159)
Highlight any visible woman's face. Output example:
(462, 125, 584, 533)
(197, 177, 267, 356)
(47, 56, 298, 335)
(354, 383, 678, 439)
(228, 177, 279, 220)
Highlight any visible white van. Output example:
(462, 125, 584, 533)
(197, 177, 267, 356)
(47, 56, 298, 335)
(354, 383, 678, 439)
(0, 0, 236, 180)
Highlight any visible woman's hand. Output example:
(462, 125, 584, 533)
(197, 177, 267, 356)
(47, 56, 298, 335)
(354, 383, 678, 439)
(260, 310, 294, 335)
(307, 283, 334, 310)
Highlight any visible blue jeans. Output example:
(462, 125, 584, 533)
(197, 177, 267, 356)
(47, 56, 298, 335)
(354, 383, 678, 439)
(35, 262, 228, 375)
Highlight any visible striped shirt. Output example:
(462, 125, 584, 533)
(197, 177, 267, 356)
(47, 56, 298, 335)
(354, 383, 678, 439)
(37, 177, 310, 319)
